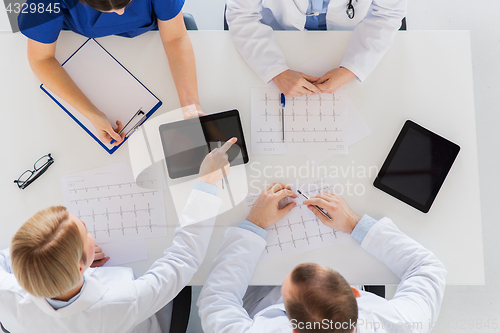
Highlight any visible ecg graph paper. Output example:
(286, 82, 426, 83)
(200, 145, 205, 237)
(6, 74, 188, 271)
(243, 177, 350, 260)
(251, 88, 347, 155)
(61, 163, 167, 243)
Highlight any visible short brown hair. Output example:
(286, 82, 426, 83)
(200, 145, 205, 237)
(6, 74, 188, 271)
(285, 263, 358, 333)
(10, 206, 87, 298)
(80, 0, 131, 12)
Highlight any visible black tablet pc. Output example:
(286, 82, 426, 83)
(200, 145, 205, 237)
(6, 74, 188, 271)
(373, 120, 460, 213)
(159, 109, 249, 179)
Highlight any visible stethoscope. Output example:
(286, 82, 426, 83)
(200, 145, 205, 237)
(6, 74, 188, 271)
(292, 0, 357, 19)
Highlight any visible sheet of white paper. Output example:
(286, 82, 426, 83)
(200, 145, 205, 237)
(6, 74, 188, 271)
(306, 96, 371, 164)
(99, 239, 148, 266)
(243, 177, 350, 260)
(60, 162, 167, 243)
(251, 88, 347, 154)
(43, 39, 160, 150)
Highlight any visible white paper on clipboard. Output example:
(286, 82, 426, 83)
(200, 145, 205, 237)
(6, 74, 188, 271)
(41, 39, 161, 152)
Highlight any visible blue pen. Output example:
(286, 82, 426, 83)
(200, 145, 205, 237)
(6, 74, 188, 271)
(280, 93, 285, 142)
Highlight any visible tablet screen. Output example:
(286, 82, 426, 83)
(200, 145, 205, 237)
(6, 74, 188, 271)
(373, 120, 460, 213)
(159, 110, 249, 179)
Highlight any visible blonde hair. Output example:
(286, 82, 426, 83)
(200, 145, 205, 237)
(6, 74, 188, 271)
(10, 206, 87, 298)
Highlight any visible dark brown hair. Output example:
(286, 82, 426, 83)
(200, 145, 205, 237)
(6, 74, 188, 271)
(80, 0, 131, 12)
(284, 263, 358, 333)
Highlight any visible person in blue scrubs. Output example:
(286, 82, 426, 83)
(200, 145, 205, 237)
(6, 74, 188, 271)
(18, 0, 202, 145)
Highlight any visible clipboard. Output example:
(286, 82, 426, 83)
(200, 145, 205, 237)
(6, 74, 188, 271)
(41, 38, 162, 154)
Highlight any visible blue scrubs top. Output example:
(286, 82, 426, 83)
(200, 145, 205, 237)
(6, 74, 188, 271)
(304, 0, 329, 30)
(18, 0, 184, 44)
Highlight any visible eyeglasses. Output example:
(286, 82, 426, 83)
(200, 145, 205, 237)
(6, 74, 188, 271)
(14, 154, 55, 189)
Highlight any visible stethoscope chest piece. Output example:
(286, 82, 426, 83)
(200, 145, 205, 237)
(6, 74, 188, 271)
(346, 0, 356, 19)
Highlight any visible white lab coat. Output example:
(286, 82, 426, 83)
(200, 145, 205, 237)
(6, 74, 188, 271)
(198, 217, 447, 333)
(0, 189, 221, 333)
(226, 0, 406, 83)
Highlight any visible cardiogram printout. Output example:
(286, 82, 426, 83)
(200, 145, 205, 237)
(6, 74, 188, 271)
(251, 88, 348, 155)
(243, 177, 350, 260)
(60, 162, 167, 244)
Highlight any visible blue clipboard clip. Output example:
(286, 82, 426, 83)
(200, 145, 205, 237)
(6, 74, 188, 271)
(110, 108, 147, 144)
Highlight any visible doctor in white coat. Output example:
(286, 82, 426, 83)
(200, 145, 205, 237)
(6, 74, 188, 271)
(198, 184, 446, 332)
(226, 0, 406, 97)
(0, 138, 236, 333)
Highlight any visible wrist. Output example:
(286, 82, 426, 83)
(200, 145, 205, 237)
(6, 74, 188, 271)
(87, 108, 104, 122)
(347, 214, 362, 234)
(272, 69, 289, 82)
(246, 214, 265, 229)
(197, 175, 217, 185)
(239, 220, 267, 239)
(339, 67, 356, 81)
(180, 98, 201, 110)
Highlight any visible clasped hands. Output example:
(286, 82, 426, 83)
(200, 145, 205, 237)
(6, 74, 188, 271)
(272, 68, 356, 97)
(246, 183, 361, 234)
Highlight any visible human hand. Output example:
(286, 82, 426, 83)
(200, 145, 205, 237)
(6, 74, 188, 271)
(198, 137, 237, 185)
(246, 183, 298, 229)
(182, 104, 206, 119)
(314, 67, 356, 94)
(272, 70, 321, 97)
(90, 245, 110, 268)
(90, 111, 125, 146)
(303, 192, 361, 234)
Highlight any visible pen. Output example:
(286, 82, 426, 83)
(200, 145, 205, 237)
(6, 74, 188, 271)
(110, 108, 145, 144)
(281, 93, 285, 142)
(217, 140, 226, 190)
(297, 190, 333, 221)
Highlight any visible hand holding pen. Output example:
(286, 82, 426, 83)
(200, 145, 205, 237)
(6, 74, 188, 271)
(297, 190, 332, 221)
(90, 111, 125, 146)
(301, 192, 362, 234)
(198, 137, 237, 185)
(110, 109, 146, 145)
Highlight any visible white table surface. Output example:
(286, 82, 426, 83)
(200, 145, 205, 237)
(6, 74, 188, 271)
(0, 30, 484, 285)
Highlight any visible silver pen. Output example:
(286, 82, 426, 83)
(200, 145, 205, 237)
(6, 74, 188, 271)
(297, 190, 332, 221)
(110, 108, 145, 144)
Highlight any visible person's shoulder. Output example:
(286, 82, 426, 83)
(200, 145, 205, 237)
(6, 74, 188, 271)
(252, 306, 290, 332)
(152, 0, 185, 21)
(17, 0, 67, 33)
(86, 267, 137, 300)
(0, 274, 29, 299)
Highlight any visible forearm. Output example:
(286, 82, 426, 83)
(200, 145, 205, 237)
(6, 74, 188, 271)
(361, 218, 446, 326)
(133, 189, 221, 324)
(28, 56, 100, 121)
(198, 227, 266, 333)
(340, 0, 406, 81)
(161, 34, 200, 108)
(227, 0, 288, 82)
